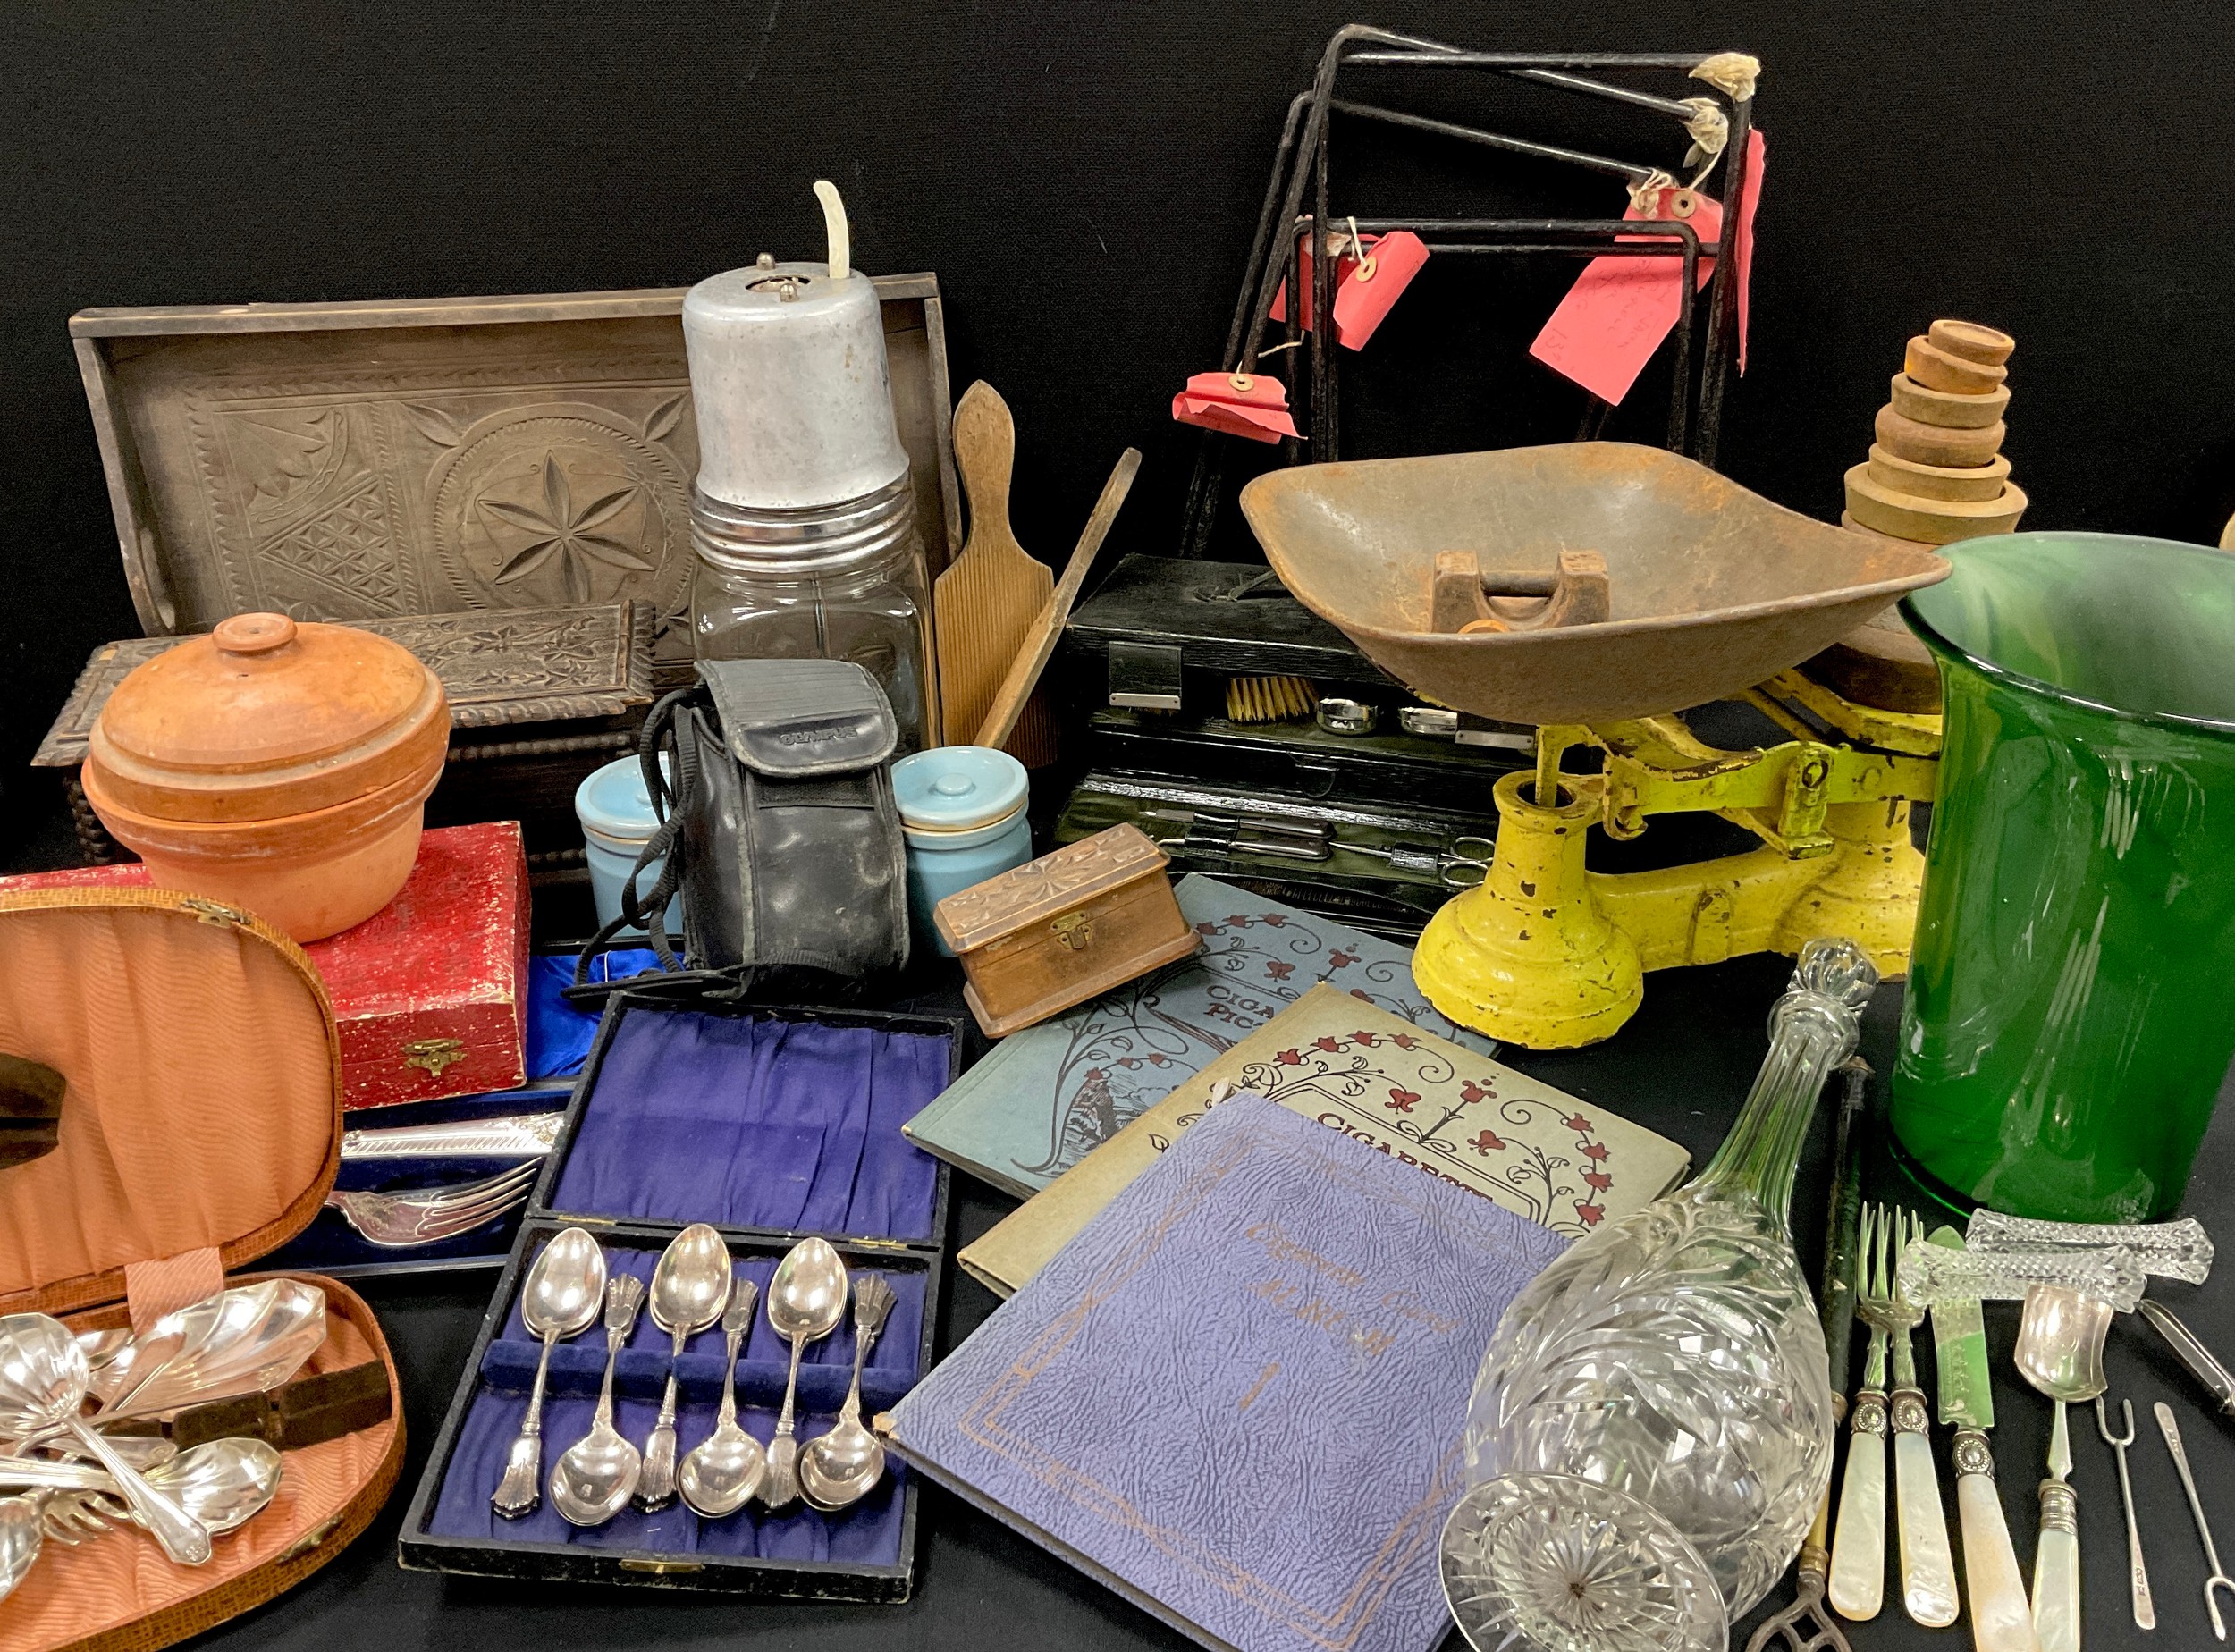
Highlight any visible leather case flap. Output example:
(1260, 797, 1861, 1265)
(700, 658, 898, 778)
(0, 888, 343, 1317)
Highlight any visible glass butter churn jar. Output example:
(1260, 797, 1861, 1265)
(681, 186, 932, 752)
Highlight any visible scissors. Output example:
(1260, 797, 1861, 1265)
(1333, 835, 1495, 889)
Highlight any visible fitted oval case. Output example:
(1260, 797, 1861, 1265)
(0, 886, 403, 1652)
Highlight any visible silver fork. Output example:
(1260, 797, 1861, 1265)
(2096, 1395, 2155, 1629)
(2156, 1401, 2235, 1640)
(1878, 1207, 1959, 1628)
(324, 1162, 539, 1248)
(1829, 1204, 1891, 1621)
(37, 1489, 128, 1545)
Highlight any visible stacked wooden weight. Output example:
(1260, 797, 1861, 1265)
(1843, 319, 2025, 543)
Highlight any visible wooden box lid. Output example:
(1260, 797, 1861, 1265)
(0, 887, 342, 1318)
(35, 602, 653, 769)
(68, 282, 959, 677)
(934, 823, 1171, 953)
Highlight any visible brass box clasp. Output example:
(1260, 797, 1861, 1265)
(1049, 911, 1094, 951)
(401, 1037, 468, 1079)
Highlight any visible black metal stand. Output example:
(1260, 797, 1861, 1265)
(1180, 27, 1758, 559)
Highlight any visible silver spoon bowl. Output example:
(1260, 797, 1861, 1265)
(2015, 1285, 2113, 1403)
(95, 1281, 327, 1423)
(679, 1277, 764, 1518)
(800, 1274, 897, 1513)
(548, 1275, 645, 1526)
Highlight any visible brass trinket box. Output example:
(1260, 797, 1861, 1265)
(934, 823, 1199, 1037)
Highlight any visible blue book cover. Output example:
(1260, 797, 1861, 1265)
(887, 1094, 1565, 1652)
(902, 875, 1494, 1198)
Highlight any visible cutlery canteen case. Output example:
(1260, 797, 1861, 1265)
(398, 986, 960, 1601)
(0, 885, 404, 1652)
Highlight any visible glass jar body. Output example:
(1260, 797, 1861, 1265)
(690, 479, 932, 753)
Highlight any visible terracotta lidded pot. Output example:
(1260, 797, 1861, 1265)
(81, 612, 449, 940)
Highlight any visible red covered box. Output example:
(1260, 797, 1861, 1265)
(0, 821, 528, 1109)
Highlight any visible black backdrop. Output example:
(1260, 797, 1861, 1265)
(5, 0, 2234, 856)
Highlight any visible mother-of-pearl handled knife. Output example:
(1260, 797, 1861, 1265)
(1930, 1226, 2042, 1652)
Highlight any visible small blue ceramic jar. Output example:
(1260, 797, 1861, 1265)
(574, 755, 683, 938)
(892, 746, 1033, 957)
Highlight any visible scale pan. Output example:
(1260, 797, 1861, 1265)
(1241, 442, 1951, 725)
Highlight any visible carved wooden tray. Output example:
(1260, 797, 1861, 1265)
(69, 279, 960, 675)
(33, 603, 654, 867)
(33, 603, 653, 766)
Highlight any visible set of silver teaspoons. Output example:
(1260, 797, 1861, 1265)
(493, 1225, 895, 1525)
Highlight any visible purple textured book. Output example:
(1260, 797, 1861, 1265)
(886, 1094, 1567, 1652)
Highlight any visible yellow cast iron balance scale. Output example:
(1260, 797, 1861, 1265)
(1241, 441, 1951, 1049)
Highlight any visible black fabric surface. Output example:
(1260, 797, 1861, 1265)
(6, 2, 2235, 839)
(172, 950, 2235, 1652)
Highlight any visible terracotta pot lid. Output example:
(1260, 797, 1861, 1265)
(86, 613, 449, 822)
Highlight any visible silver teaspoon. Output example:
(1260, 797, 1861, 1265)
(636, 1225, 731, 1512)
(493, 1227, 606, 1518)
(0, 1314, 208, 1565)
(678, 1275, 764, 1518)
(547, 1274, 645, 1527)
(758, 1239, 848, 1509)
(800, 1274, 898, 1513)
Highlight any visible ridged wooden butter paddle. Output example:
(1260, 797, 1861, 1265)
(974, 447, 1143, 754)
(935, 381, 1057, 761)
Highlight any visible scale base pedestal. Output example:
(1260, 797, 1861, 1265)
(1417, 719, 1932, 1050)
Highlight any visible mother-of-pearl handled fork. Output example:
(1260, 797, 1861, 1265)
(1881, 1207, 1960, 1628)
(1829, 1203, 1892, 1620)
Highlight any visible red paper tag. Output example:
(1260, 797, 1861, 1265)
(1171, 369, 1299, 442)
(1331, 230, 1429, 349)
(1269, 231, 1430, 349)
(1530, 189, 1725, 406)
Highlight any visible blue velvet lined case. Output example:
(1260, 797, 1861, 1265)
(398, 987, 960, 1601)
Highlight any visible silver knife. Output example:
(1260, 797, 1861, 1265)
(1928, 1226, 2043, 1652)
(339, 1111, 563, 1160)
(2139, 1300, 2235, 1414)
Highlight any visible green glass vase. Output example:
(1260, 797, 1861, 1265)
(1893, 532, 2235, 1220)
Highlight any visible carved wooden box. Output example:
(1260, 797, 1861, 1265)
(67, 278, 960, 686)
(34, 602, 654, 866)
(933, 823, 1200, 1038)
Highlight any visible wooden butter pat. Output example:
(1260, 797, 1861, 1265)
(1867, 444, 2012, 502)
(1875, 405, 2006, 468)
(1905, 335, 2008, 395)
(1889, 372, 2010, 430)
(1845, 465, 2027, 545)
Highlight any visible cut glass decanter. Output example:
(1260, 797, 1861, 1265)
(1442, 938, 1879, 1652)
